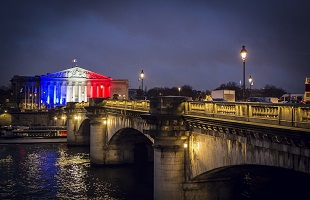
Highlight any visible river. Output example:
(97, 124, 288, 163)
(1, 139, 310, 200)
(0, 141, 153, 200)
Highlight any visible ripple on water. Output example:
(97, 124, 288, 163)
(0, 143, 153, 200)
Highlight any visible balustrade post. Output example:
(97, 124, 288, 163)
(246, 104, 250, 121)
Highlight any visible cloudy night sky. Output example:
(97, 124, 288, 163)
(1, 0, 309, 93)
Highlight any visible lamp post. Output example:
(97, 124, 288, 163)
(178, 87, 181, 96)
(140, 70, 144, 92)
(240, 45, 248, 101)
(248, 75, 253, 97)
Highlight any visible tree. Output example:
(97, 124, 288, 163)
(146, 85, 205, 100)
(215, 81, 241, 91)
(0, 85, 13, 110)
(261, 84, 286, 98)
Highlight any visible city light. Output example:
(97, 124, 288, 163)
(240, 45, 248, 101)
(140, 70, 144, 91)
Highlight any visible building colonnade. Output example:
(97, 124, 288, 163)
(41, 80, 111, 108)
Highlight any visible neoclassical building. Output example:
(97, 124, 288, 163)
(11, 67, 128, 109)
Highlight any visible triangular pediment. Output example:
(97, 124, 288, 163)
(41, 67, 111, 79)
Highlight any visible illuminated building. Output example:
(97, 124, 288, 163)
(305, 77, 310, 103)
(11, 66, 128, 109)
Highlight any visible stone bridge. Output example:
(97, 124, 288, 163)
(57, 97, 310, 200)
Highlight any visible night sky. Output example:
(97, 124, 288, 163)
(1, 0, 309, 93)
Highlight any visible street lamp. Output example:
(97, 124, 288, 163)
(248, 75, 253, 97)
(140, 70, 144, 91)
(240, 45, 248, 101)
(178, 87, 181, 96)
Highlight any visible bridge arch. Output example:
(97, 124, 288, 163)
(67, 117, 90, 146)
(105, 128, 154, 165)
(76, 118, 90, 136)
(184, 164, 310, 199)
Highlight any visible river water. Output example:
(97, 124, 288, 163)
(0, 142, 153, 200)
(2, 140, 310, 200)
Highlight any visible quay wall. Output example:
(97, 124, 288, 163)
(9, 110, 55, 126)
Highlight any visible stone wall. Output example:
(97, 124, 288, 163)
(10, 111, 55, 126)
(188, 129, 310, 179)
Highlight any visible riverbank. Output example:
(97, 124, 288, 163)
(0, 137, 67, 144)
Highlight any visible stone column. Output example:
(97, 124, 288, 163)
(53, 84, 56, 105)
(59, 82, 63, 105)
(66, 82, 70, 103)
(78, 85, 81, 102)
(47, 84, 50, 104)
(84, 85, 87, 102)
(86, 106, 108, 165)
(101, 84, 104, 97)
(141, 96, 189, 200)
(72, 83, 75, 102)
(90, 84, 93, 98)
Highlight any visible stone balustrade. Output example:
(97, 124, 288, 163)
(84, 98, 310, 129)
(104, 99, 150, 112)
(186, 101, 310, 129)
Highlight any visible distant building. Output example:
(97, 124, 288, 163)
(11, 67, 128, 109)
(305, 77, 310, 103)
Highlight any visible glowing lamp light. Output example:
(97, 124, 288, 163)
(140, 70, 144, 79)
(248, 75, 253, 84)
(240, 45, 247, 61)
(183, 143, 188, 148)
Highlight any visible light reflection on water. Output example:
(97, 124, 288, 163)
(0, 143, 153, 200)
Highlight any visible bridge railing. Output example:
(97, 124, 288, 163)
(86, 98, 309, 129)
(105, 100, 150, 112)
(185, 101, 310, 129)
